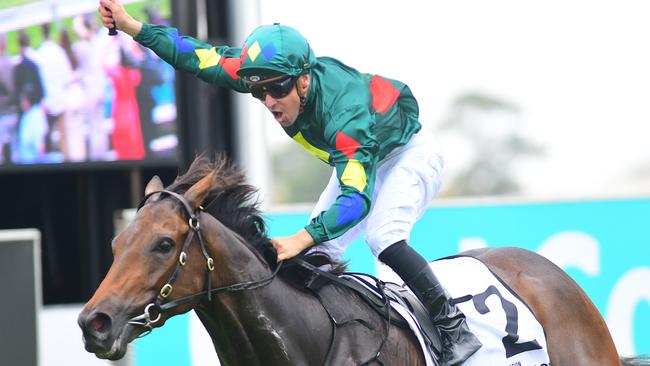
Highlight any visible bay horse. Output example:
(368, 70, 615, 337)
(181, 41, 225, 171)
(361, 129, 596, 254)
(78, 155, 640, 365)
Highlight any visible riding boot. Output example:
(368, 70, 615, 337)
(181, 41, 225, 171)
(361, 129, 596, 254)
(406, 266, 482, 366)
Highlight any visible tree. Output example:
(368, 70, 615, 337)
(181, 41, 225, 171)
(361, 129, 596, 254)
(437, 92, 543, 196)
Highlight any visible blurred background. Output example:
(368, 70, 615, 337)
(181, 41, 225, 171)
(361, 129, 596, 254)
(0, 0, 648, 365)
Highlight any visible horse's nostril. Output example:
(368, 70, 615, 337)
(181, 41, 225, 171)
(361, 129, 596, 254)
(88, 312, 112, 334)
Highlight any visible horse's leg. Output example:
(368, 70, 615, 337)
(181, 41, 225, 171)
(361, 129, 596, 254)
(468, 247, 621, 366)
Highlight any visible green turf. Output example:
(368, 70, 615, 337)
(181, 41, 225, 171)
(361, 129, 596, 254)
(4, 0, 171, 56)
(0, 0, 38, 11)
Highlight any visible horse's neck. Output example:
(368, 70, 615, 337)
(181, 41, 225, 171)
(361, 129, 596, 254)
(196, 219, 320, 365)
(195, 290, 293, 365)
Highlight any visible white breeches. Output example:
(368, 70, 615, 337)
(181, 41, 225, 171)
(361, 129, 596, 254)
(308, 130, 444, 261)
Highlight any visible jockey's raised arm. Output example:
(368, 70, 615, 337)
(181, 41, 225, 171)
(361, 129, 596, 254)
(98, 0, 249, 92)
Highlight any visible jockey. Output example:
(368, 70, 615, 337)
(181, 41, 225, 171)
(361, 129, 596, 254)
(99, 2, 481, 364)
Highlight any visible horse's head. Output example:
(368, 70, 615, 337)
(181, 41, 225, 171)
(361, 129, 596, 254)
(78, 165, 218, 360)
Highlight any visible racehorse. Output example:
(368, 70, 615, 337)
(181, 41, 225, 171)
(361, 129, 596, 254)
(78, 155, 640, 365)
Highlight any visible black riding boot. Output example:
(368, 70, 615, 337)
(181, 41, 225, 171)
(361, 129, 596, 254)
(379, 241, 482, 366)
(406, 266, 482, 366)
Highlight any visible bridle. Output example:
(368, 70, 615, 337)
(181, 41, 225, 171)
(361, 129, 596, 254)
(125, 189, 392, 365)
(127, 189, 281, 336)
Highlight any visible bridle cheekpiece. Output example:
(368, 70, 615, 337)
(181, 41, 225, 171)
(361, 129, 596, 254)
(127, 189, 281, 336)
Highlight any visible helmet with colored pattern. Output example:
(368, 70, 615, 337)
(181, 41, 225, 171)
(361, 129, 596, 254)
(237, 24, 317, 82)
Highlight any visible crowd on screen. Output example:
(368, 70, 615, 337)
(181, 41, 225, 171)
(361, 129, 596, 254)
(0, 12, 176, 165)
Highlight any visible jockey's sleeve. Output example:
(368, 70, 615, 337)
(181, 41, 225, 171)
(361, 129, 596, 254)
(134, 23, 249, 93)
(304, 105, 379, 244)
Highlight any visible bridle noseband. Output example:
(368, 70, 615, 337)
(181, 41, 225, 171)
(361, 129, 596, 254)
(127, 189, 281, 336)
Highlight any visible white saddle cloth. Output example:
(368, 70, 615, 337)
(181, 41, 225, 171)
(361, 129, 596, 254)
(349, 256, 551, 366)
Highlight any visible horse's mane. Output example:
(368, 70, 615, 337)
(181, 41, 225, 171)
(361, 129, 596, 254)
(165, 155, 346, 278)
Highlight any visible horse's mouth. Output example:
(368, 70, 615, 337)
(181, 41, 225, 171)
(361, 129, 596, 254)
(87, 323, 142, 361)
(94, 339, 125, 361)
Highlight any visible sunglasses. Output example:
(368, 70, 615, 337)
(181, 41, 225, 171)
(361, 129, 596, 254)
(249, 76, 297, 101)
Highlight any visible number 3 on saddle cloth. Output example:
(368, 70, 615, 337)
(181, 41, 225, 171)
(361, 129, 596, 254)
(306, 256, 551, 366)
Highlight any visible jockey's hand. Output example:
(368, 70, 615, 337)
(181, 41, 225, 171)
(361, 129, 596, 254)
(98, 0, 143, 37)
(271, 229, 315, 262)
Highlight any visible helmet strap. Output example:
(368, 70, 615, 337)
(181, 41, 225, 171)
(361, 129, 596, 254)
(299, 96, 306, 113)
(296, 81, 307, 113)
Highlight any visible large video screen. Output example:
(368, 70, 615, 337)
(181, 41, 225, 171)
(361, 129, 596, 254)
(0, 0, 179, 171)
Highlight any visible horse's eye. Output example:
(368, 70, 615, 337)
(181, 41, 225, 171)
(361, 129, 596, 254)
(155, 238, 175, 253)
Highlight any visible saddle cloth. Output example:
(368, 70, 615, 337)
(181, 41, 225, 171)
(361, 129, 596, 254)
(347, 255, 551, 366)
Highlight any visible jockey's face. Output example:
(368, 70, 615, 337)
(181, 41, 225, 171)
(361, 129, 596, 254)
(255, 74, 310, 127)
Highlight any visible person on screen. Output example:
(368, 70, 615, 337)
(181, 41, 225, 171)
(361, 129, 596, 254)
(72, 14, 112, 161)
(59, 28, 88, 162)
(0, 33, 15, 114)
(16, 83, 48, 164)
(12, 31, 45, 162)
(35, 23, 73, 160)
(98, 2, 481, 364)
(105, 48, 145, 160)
(128, 41, 163, 157)
(13, 31, 44, 116)
(0, 33, 17, 163)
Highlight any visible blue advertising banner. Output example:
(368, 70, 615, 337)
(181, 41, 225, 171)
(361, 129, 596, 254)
(133, 197, 650, 364)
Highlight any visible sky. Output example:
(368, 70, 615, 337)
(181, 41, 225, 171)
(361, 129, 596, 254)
(252, 0, 650, 199)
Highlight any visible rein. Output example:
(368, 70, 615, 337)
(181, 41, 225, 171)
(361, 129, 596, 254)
(127, 189, 392, 365)
(127, 190, 282, 335)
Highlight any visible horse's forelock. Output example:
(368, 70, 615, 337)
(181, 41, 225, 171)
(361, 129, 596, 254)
(166, 155, 275, 262)
(167, 154, 243, 201)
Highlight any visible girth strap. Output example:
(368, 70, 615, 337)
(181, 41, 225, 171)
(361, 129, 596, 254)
(292, 258, 393, 366)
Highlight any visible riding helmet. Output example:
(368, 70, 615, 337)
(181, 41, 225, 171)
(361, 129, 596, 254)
(237, 24, 317, 82)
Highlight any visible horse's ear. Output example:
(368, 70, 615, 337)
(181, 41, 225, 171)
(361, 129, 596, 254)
(184, 170, 217, 209)
(145, 175, 164, 196)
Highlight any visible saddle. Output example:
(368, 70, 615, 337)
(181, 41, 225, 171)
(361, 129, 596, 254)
(294, 258, 443, 361)
(292, 255, 553, 366)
